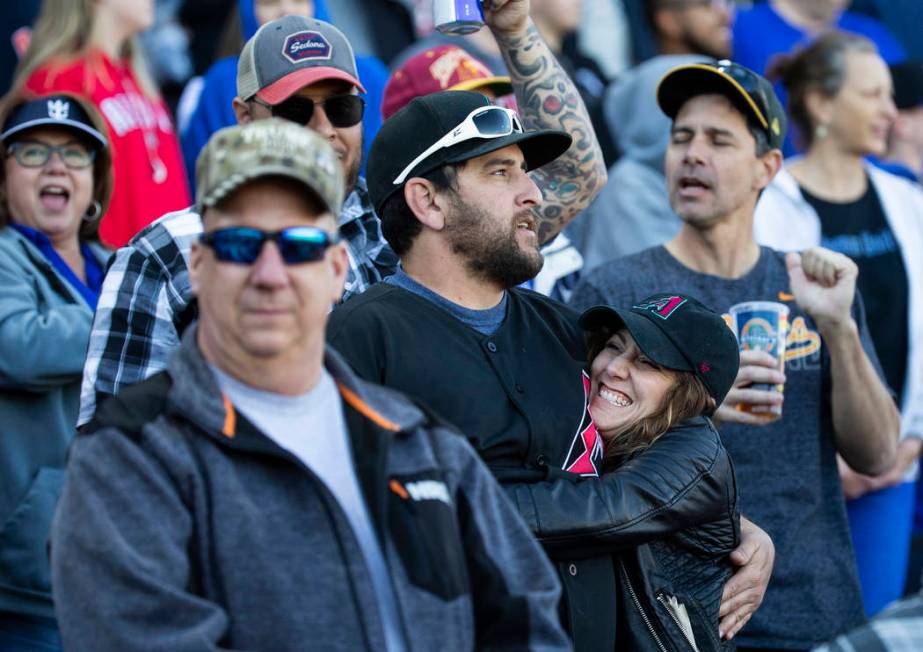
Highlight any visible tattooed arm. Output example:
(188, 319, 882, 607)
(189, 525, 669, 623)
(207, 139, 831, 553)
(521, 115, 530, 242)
(484, 0, 607, 244)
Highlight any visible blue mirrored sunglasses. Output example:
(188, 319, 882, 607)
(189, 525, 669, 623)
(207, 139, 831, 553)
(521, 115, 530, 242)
(200, 226, 340, 265)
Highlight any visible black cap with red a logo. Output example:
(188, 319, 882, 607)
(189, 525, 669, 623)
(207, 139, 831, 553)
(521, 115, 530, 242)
(579, 293, 740, 406)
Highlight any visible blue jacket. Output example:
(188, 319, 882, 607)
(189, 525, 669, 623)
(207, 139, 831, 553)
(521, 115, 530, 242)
(0, 227, 109, 619)
(180, 0, 387, 192)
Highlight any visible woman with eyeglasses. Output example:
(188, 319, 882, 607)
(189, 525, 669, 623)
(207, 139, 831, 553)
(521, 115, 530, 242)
(576, 294, 740, 652)
(755, 30, 923, 616)
(0, 91, 113, 651)
(12, 0, 190, 248)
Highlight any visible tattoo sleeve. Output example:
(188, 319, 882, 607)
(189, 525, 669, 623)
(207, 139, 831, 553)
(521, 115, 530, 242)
(495, 22, 607, 244)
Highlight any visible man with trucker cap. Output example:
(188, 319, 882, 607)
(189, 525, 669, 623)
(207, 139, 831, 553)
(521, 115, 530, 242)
(571, 60, 900, 650)
(49, 118, 571, 652)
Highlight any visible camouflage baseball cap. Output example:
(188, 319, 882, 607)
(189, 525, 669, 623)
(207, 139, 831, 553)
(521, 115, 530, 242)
(195, 118, 344, 216)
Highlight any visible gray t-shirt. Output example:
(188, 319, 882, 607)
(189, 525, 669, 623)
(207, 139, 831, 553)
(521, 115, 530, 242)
(210, 366, 406, 652)
(571, 245, 876, 648)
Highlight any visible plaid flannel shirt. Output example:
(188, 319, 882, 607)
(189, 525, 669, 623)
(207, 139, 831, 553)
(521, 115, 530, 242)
(78, 179, 397, 425)
(813, 591, 923, 652)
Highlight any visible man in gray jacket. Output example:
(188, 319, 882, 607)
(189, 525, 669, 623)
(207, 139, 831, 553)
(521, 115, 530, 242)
(49, 119, 570, 652)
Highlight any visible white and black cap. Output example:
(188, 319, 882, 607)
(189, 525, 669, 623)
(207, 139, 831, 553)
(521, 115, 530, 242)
(1, 95, 107, 147)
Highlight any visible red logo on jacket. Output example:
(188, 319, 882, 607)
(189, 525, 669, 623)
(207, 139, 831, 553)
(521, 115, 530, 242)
(562, 371, 603, 476)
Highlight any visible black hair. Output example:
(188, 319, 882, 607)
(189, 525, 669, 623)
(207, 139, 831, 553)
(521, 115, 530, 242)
(378, 163, 463, 257)
(748, 121, 772, 157)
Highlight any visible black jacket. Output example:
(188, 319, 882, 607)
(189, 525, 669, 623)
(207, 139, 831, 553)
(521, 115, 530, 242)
(511, 417, 740, 652)
(329, 284, 738, 651)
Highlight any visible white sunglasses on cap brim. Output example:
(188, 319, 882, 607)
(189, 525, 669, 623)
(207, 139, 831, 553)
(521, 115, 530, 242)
(392, 105, 524, 185)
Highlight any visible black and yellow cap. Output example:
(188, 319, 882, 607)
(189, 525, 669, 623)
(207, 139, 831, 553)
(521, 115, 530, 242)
(657, 59, 786, 150)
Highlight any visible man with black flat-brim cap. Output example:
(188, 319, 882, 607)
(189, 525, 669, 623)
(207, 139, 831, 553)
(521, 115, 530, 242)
(78, 0, 609, 430)
(572, 59, 900, 650)
(328, 80, 775, 651)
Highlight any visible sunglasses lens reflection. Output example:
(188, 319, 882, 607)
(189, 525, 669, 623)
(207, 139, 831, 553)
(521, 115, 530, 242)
(471, 108, 515, 136)
(203, 227, 335, 265)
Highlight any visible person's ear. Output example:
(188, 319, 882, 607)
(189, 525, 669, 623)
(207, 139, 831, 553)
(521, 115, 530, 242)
(233, 97, 253, 125)
(327, 240, 349, 304)
(804, 90, 833, 134)
(404, 178, 447, 231)
(754, 148, 783, 191)
(188, 240, 203, 296)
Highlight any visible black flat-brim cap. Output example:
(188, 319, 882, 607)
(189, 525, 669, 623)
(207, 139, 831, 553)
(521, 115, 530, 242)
(579, 306, 693, 374)
(367, 90, 572, 214)
(656, 62, 786, 150)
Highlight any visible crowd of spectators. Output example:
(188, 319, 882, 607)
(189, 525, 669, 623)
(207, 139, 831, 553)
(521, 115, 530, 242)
(1, 0, 922, 651)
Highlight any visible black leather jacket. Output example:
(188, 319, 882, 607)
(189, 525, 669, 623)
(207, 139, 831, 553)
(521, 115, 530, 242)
(508, 416, 740, 652)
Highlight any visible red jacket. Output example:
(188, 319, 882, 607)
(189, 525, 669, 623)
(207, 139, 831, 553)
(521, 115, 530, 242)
(25, 52, 191, 247)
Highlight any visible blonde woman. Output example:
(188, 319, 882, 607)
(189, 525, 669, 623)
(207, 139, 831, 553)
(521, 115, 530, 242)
(756, 31, 923, 616)
(15, 0, 190, 247)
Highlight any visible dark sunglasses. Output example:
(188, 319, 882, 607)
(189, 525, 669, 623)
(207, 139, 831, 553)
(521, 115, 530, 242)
(200, 226, 340, 265)
(712, 60, 770, 129)
(252, 94, 365, 128)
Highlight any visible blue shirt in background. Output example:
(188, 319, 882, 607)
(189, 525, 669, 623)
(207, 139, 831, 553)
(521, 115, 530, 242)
(10, 223, 104, 309)
(732, 2, 906, 156)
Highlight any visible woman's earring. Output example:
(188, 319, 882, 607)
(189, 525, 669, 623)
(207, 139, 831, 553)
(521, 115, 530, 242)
(814, 123, 829, 140)
(83, 200, 102, 222)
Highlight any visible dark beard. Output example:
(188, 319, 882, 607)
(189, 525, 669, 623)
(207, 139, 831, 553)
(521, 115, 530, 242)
(344, 153, 361, 197)
(344, 132, 364, 198)
(443, 195, 544, 289)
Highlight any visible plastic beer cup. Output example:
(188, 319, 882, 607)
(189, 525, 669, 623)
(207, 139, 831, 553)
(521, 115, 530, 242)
(729, 301, 789, 419)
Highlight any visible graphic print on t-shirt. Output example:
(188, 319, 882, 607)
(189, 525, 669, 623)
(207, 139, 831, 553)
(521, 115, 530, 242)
(562, 371, 603, 476)
(722, 297, 822, 373)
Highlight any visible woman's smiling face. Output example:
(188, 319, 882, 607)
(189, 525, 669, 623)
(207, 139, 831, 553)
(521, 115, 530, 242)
(589, 328, 677, 438)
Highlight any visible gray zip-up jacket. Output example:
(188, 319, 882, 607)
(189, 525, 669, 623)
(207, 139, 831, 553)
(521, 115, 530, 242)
(51, 329, 570, 652)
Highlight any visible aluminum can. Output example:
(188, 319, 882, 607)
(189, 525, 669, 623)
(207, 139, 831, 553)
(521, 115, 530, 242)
(434, 0, 485, 35)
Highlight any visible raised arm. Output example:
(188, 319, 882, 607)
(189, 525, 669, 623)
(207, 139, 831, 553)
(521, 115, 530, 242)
(485, 0, 607, 244)
(786, 248, 900, 474)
